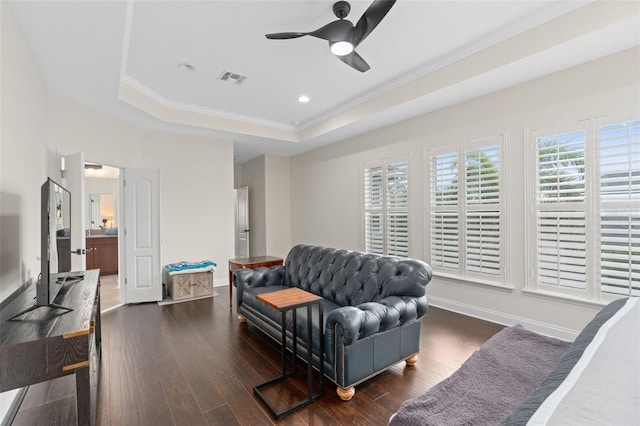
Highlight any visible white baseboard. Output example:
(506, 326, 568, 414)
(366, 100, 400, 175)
(213, 279, 229, 288)
(428, 296, 579, 342)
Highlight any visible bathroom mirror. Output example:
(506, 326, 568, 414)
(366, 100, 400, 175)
(87, 193, 115, 229)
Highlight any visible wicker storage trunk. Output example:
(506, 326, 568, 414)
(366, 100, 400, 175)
(168, 271, 214, 301)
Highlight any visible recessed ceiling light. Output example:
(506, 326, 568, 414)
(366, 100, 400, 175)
(178, 63, 196, 72)
(298, 95, 310, 103)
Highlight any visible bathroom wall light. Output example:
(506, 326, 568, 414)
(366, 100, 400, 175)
(85, 164, 102, 175)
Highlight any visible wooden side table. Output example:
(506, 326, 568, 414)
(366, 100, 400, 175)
(228, 256, 283, 309)
(254, 288, 324, 419)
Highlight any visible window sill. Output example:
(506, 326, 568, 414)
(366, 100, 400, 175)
(432, 272, 513, 292)
(521, 289, 615, 309)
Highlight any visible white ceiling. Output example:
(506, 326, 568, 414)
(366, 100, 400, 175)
(7, 1, 640, 163)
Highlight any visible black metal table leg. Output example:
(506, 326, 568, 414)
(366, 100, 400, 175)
(253, 290, 325, 420)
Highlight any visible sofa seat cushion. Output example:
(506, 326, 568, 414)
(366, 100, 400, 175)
(241, 284, 290, 325)
(241, 285, 341, 352)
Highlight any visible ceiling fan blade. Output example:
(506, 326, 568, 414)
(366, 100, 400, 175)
(352, 0, 397, 46)
(266, 20, 352, 42)
(308, 19, 353, 42)
(338, 51, 371, 72)
(265, 32, 306, 40)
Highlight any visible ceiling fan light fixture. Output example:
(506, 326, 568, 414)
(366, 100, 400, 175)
(330, 41, 354, 56)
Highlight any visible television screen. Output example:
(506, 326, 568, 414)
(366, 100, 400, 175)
(38, 178, 72, 305)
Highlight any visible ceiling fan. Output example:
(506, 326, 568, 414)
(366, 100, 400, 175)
(265, 0, 397, 72)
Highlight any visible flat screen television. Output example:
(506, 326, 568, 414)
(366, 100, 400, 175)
(38, 178, 73, 306)
(10, 178, 80, 319)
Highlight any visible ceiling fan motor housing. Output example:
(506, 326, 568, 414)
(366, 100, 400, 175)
(333, 1, 351, 19)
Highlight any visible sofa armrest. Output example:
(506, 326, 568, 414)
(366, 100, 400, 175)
(324, 295, 427, 363)
(233, 266, 286, 304)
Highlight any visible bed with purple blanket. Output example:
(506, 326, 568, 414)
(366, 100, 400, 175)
(503, 297, 639, 425)
(390, 297, 639, 425)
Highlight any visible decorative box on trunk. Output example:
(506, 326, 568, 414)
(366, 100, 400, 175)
(168, 271, 214, 301)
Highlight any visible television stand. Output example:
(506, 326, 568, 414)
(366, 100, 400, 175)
(0, 270, 101, 426)
(8, 302, 73, 321)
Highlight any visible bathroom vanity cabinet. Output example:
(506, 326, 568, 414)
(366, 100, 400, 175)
(86, 236, 118, 276)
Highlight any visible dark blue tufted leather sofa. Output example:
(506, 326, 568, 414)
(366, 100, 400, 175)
(234, 244, 432, 400)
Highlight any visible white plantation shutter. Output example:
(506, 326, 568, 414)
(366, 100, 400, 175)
(599, 120, 640, 201)
(430, 152, 459, 270)
(364, 160, 409, 256)
(599, 120, 640, 296)
(364, 166, 384, 254)
(536, 131, 586, 203)
(431, 212, 459, 269)
(600, 211, 639, 295)
(387, 162, 409, 256)
(466, 146, 500, 204)
(536, 211, 587, 288)
(535, 130, 587, 290)
(465, 146, 501, 276)
(432, 152, 458, 206)
(428, 137, 504, 282)
(466, 211, 501, 275)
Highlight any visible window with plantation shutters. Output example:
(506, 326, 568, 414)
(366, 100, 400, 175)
(528, 114, 639, 300)
(599, 119, 639, 297)
(535, 130, 587, 290)
(428, 135, 504, 283)
(364, 160, 409, 256)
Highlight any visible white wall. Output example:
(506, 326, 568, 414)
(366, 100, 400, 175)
(264, 156, 291, 259)
(290, 47, 640, 336)
(0, 3, 50, 421)
(235, 155, 292, 259)
(0, 2, 49, 302)
(48, 95, 235, 279)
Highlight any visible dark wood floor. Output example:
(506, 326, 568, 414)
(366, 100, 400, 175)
(12, 286, 504, 425)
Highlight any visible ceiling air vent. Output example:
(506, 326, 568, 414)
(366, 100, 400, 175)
(218, 70, 247, 85)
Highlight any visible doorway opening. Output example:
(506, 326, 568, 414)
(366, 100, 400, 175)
(84, 163, 122, 312)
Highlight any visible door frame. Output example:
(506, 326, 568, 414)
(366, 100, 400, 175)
(58, 151, 162, 305)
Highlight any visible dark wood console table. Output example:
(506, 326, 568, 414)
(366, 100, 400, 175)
(0, 269, 101, 426)
(228, 256, 283, 309)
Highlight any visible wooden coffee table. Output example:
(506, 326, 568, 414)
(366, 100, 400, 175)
(254, 287, 324, 419)
(228, 256, 283, 309)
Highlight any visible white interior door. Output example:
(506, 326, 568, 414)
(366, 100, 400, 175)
(123, 168, 161, 303)
(63, 152, 86, 272)
(234, 186, 249, 258)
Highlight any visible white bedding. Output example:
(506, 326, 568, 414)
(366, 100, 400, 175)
(527, 297, 640, 425)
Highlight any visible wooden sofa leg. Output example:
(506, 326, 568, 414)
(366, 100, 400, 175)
(405, 354, 418, 366)
(237, 315, 246, 323)
(337, 386, 355, 401)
